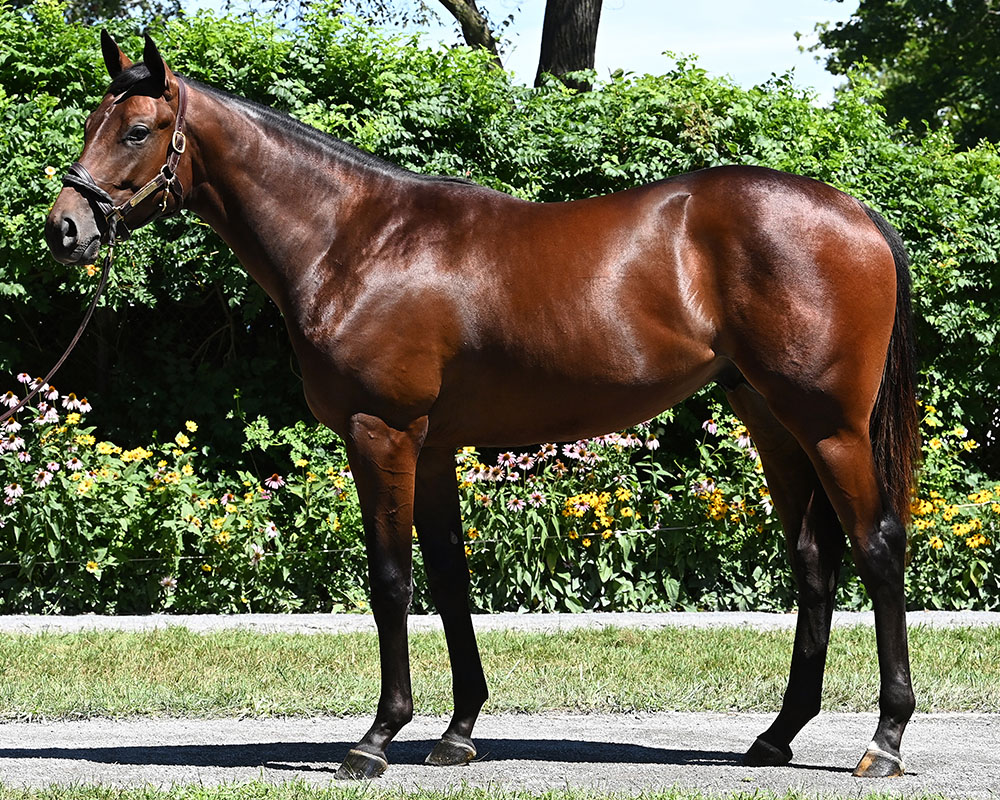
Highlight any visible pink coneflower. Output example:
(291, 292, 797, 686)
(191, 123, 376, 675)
(220, 492, 236, 505)
(645, 436, 660, 451)
(43, 384, 58, 402)
(486, 466, 504, 482)
(622, 433, 643, 448)
(562, 442, 586, 460)
(551, 459, 568, 477)
(258, 488, 272, 501)
(515, 453, 535, 471)
(264, 473, 285, 490)
(528, 491, 546, 507)
(263, 521, 279, 539)
(702, 419, 718, 435)
(3, 420, 21, 433)
(16, 452, 30, 463)
(66, 457, 83, 471)
(61, 393, 82, 411)
(534, 443, 557, 461)
(16, 373, 31, 384)
(736, 432, 752, 449)
(34, 470, 53, 487)
(506, 496, 526, 512)
(692, 478, 716, 497)
(5, 483, 23, 499)
(36, 408, 58, 425)
(1, 391, 18, 409)
(497, 452, 516, 468)
(2, 434, 24, 451)
(249, 543, 265, 565)
(78, 397, 92, 413)
(47, 461, 60, 472)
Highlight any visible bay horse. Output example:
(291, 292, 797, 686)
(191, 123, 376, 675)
(46, 33, 919, 779)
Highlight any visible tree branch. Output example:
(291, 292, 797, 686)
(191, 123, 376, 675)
(435, 0, 503, 68)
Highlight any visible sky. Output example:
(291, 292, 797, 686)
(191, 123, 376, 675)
(417, 0, 860, 103)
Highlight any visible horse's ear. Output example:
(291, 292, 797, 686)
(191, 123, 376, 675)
(101, 29, 132, 79)
(142, 32, 168, 93)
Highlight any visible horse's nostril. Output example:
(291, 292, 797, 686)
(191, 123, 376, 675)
(60, 215, 78, 248)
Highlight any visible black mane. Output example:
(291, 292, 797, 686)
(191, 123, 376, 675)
(108, 63, 475, 186)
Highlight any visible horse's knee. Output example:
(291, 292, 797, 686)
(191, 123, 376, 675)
(369, 572, 414, 618)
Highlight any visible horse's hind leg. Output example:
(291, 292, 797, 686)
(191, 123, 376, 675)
(414, 446, 489, 766)
(726, 384, 846, 766)
(805, 427, 914, 777)
(746, 385, 914, 776)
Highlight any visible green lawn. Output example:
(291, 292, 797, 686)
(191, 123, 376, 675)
(0, 624, 996, 718)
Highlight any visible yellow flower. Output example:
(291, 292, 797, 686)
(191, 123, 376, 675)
(568, 530, 579, 539)
(620, 507, 634, 518)
(96, 441, 117, 455)
(201, 563, 213, 572)
(962, 440, 979, 452)
(157, 460, 168, 468)
(214, 530, 231, 545)
(121, 447, 153, 463)
(75, 434, 96, 446)
(929, 438, 942, 450)
(929, 536, 944, 550)
(582, 537, 592, 547)
(295, 458, 309, 468)
(467, 527, 479, 539)
(85, 560, 99, 573)
(210, 517, 225, 530)
(185, 420, 198, 432)
(225, 503, 238, 514)
(614, 487, 633, 502)
(174, 432, 190, 448)
(182, 464, 194, 476)
(602, 530, 613, 539)
(66, 413, 81, 425)
(44, 165, 57, 179)
(464, 545, 472, 556)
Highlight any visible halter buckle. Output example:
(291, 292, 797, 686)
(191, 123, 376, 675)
(172, 130, 187, 154)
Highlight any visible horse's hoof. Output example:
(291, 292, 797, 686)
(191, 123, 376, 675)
(334, 748, 389, 780)
(853, 744, 905, 777)
(743, 736, 793, 766)
(425, 733, 477, 766)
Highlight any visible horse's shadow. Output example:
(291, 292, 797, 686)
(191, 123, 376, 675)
(0, 739, 852, 774)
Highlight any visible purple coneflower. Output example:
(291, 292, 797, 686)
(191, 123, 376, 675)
(249, 543, 266, 565)
(264, 473, 285, 490)
(79, 398, 93, 413)
(16, 373, 31, 384)
(645, 436, 660, 451)
(515, 453, 535, 471)
(66, 457, 83, 471)
(61, 393, 82, 411)
(5, 483, 24, 499)
(16, 452, 30, 463)
(506, 496, 526, 512)
(497, 452, 516, 468)
(702, 419, 718, 435)
(1, 392, 18, 409)
(528, 491, 546, 507)
(34, 470, 53, 487)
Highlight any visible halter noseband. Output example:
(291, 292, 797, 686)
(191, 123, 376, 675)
(62, 78, 188, 246)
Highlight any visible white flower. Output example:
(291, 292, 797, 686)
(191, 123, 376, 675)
(249, 543, 265, 565)
(159, 576, 178, 590)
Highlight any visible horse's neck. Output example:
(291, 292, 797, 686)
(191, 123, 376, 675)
(183, 86, 394, 311)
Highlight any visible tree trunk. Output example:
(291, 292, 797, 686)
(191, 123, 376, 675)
(436, 0, 503, 68)
(534, 0, 604, 90)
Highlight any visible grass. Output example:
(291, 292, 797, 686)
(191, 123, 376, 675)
(0, 624, 996, 719)
(0, 785, 966, 800)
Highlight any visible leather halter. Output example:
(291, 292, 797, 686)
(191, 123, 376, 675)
(61, 78, 188, 245)
(0, 80, 188, 426)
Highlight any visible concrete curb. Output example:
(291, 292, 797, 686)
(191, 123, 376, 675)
(0, 610, 997, 634)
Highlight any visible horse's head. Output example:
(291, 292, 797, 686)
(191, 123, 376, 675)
(46, 31, 188, 264)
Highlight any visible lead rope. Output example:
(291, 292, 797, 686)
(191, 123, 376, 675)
(0, 244, 115, 426)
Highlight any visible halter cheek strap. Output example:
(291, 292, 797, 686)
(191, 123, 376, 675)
(61, 78, 188, 246)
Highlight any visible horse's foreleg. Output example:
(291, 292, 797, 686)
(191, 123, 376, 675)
(727, 386, 846, 767)
(414, 446, 488, 766)
(335, 413, 427, 780)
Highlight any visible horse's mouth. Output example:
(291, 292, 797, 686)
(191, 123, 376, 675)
(52, 235, 102, 266)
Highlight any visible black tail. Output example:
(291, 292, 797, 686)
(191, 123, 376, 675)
(861, 203, 920, 524)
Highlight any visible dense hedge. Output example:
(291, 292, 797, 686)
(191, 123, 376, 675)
(1, 0, 999, 612)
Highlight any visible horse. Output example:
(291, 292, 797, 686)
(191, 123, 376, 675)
(46, 33, 919, 780)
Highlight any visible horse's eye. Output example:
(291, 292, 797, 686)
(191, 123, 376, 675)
(125, 125, 150, 144)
